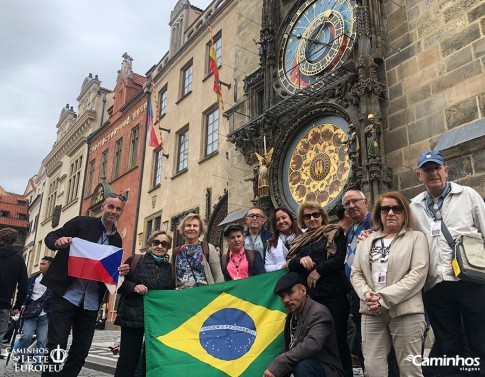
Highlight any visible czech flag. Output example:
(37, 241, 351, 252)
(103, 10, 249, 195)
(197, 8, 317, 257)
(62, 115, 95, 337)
(68, 237, 123, 285)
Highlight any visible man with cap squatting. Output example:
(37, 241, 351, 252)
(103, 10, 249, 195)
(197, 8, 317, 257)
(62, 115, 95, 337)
(0, 228, 28, 358)
(411, 150, 485, 377)
(263, 272, 345, 377)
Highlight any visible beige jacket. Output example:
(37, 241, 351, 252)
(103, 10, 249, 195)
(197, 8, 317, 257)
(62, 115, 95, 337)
(203, 242, 224, 284)
(350, 229, 429, 318)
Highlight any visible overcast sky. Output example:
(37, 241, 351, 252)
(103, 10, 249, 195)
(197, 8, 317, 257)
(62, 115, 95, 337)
(0, 0, 212, 194)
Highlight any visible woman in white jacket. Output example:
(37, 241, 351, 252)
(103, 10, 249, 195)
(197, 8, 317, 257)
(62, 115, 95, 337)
(265, 207, 302, 272)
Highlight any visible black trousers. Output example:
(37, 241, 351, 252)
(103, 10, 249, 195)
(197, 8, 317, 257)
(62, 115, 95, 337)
(424, 281, 485, 377)
(41, 295, 98, 377)
(114, 326, 145, 377)
(314, 294, 352, 377)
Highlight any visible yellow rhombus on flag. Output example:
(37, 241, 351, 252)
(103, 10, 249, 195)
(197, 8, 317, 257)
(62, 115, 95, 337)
(144, 270, 287, 377)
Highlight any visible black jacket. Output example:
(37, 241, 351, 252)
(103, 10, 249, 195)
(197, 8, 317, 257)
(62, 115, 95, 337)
(42, 216, 123, 303)
(288, 231, 348, 298)
(24, 272, 53, 314)
(115, 253, 173, 328)
(0, 243, 28, 310)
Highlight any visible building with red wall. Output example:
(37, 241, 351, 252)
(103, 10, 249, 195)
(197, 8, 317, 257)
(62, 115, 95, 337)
(0, 186, 29, 253)
(80, 54, 148, 320)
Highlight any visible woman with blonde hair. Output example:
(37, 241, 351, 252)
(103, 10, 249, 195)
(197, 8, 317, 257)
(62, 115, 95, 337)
(350, 191, 429, 377)
(172, 213, 224, 289)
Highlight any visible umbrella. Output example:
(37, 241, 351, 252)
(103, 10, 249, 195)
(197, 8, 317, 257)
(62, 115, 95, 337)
(5, 311, 23, 366)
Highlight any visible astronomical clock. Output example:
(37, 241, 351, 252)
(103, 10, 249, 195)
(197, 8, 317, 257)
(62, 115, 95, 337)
(281, 115, 351, 212)
(274, 0, 357, 212)
(278, 0, 356, 95)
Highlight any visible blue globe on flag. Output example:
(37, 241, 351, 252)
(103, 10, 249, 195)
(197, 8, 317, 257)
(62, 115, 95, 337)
(199, 308, 256, 361)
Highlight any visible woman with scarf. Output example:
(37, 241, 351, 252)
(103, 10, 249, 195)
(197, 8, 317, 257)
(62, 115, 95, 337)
(350, 192, 429, 377)
(265, 207, 302, 272)
(287, 201, 352, 377)
(114, 231, 174, 377)
(173, 213, 224, 289)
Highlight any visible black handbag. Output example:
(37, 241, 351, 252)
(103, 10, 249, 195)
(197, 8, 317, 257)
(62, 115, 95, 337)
(22, 293, 47, 319)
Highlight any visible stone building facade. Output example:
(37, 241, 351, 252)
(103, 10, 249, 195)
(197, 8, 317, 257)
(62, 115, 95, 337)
(383, 0, 485, 198)
(25, 75, 111, 275)
(138, 0, 261, 250)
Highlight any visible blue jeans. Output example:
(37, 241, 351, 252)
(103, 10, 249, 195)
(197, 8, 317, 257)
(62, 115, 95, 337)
(14, 314, 49, 364)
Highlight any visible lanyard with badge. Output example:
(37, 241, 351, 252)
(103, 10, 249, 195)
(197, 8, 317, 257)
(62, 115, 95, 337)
(429, 202, 443, 237)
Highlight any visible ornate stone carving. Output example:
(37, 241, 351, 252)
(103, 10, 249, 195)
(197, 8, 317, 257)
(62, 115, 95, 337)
(51, 205, 62, 228)
(206, 191, 228, 248)
(243, 69, 264, 96)
(352, 78, 386, 97)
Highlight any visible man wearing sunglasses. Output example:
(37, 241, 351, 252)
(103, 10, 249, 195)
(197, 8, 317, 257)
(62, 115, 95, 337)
(41, 193, 129, 376)
(411, 150, 485, 377)
(244, 207, 272, 261)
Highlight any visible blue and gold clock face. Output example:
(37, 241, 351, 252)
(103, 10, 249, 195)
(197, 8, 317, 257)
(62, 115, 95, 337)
(278, 0, 355, 95)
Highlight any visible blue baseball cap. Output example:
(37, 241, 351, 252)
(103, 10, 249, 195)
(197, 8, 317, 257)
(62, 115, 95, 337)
(417, 151, 445, 168)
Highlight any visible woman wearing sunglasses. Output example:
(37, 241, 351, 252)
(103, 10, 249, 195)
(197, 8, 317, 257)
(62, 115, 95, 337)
(287, 201, 352, 377)
(350, 191, 429, 377)
(114, 231, 174, 377)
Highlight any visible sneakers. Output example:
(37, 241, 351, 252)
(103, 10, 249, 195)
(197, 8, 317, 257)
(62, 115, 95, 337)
(0, 349, 9, 359)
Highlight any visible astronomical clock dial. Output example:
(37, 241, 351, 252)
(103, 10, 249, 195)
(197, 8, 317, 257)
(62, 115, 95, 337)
(278, 0, 356, 95)
(283, 117, 351, 212)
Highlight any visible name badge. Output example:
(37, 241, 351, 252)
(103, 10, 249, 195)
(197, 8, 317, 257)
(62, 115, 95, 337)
(431, 221, 441, 237)
(378, 269, 387, 283)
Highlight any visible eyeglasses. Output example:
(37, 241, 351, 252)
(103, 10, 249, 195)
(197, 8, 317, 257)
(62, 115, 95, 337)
(108, 193, 127, 202)
(247, 214, 265, 219)
(303, 212, 321, 220)
(421, 165, 443, 174)
(151, 240, 171, 248)
(343, 198, 365, 208)
(380, 206, 404, 215)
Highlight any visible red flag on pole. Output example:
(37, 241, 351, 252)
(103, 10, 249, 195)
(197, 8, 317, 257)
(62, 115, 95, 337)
(147, 95, 159, 148)
(208, 25, 224, 112)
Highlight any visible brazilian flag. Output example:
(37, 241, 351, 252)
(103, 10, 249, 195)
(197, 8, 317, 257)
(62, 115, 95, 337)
(144, 270, 287, 376)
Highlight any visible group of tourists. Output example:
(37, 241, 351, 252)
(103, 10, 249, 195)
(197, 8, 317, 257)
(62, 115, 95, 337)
(1, 149, 484, 377)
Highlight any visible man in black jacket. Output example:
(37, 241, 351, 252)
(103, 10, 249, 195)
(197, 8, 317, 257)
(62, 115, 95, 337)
(0, 227, 28, 358)
(41, 194, 129, 376)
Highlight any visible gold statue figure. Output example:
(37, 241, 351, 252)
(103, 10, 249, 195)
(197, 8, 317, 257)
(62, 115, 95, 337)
(255, 148, 274, 198)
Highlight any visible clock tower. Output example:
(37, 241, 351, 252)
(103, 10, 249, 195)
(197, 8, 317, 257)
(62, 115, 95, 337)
(228, 0, 391, 216)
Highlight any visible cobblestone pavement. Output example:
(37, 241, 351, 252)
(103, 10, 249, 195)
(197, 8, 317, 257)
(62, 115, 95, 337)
(1, 329, 369, 377)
